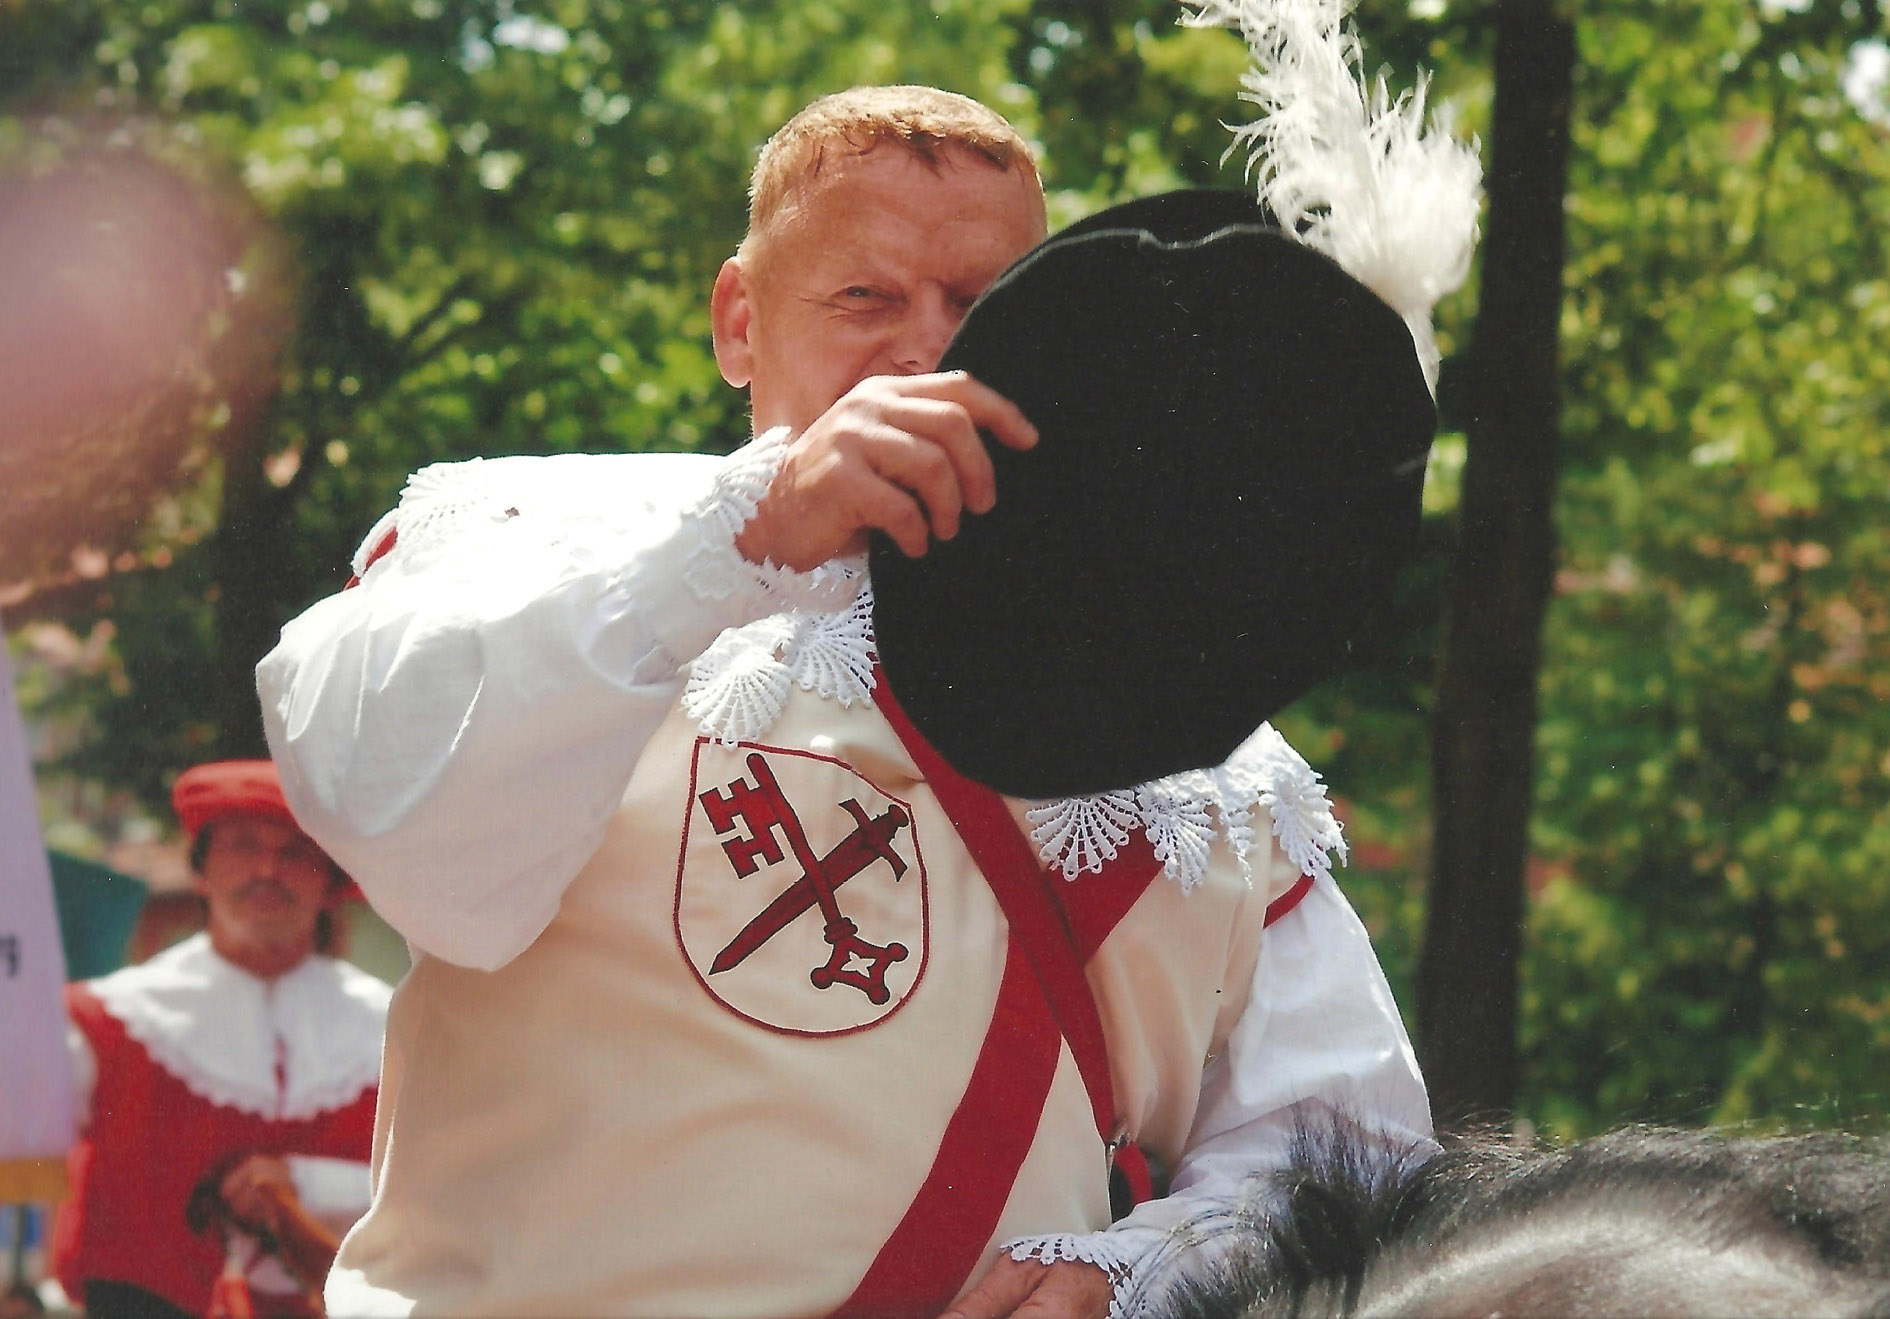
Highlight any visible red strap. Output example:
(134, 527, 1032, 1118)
(1265, 871, 1316, 928)
(829, 939, 1062, 1318)
(874, 674, 1156, 1200)
(342, 526, 399, 590)
(1054, 828, 1164, 964)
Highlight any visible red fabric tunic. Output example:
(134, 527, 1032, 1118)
(52, 985, 378, 1316)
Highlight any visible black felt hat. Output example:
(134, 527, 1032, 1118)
(870, 190, 1437, 800)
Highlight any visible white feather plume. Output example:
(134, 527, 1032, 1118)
(1184, 0, 1483, 393)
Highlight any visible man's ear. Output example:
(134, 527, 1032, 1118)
(711, 256, 755, 389)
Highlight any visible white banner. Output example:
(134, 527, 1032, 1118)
(0, 612, 76, 1163)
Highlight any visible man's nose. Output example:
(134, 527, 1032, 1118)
(888, 289, 960, 375)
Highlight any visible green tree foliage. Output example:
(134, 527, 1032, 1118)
(1522, 0, 1890, 1136)
(8, 0, 1890, 1137)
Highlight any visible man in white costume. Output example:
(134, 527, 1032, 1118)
(259, 84, 1444, 1318)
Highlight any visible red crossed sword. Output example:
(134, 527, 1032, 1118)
(705, 753, 911, 1005)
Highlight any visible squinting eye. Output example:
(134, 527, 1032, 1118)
(842, 287, 875, 299)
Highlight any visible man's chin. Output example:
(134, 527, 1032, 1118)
(236, 880, 298, 910)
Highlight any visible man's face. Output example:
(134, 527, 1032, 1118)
(194, 815, 335, 959)
(713, 144, 1046, 435)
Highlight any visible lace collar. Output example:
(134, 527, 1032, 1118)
(682, 587, 1346, 892)
(86, 932, 391, 1121)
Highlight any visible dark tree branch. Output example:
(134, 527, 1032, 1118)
(397, 273, 479, 353)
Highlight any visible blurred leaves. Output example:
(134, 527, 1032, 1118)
(1504, 0, 1890, 1135)
(5, 0, 1890, 1134)
(0, 124, 287, 594)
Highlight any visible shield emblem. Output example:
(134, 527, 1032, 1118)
(675, 739, 929, 1035)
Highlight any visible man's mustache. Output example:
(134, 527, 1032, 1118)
(234, 877, 297, 904)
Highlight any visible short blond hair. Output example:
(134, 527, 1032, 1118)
(742, 85, 1042, 259)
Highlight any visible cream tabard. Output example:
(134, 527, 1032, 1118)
(330, 682, 1292, 1317)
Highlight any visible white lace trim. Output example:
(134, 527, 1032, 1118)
(1004, 1233, 1140, 1319)
(682, 616, 799, 746)
(682, 589, 1345, 889)
(1027, 793, 1141, 879)
(678, 427, 867, 612)
(682, 585, 877, 747)
(354, 428, 865, 613)
(87, 932, 390, 1121)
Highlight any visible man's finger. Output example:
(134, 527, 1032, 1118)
(898, 370, 1039, 452)
(940, 1257, 1044, 1319)
(851, 478, 933, 559)
(873, 394, 997, 517)
(1010, 1264, 1115, 1319)
(860, 422, 970, 540)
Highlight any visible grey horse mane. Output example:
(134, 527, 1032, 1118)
(1146, 1123, 1890, 1319)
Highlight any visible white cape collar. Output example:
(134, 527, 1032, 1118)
(87, 932, 390, 1121)
(682, 586, 1347, 892)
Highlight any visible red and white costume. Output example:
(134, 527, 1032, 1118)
(52, 931, 390, 1315)
(258, 432, 1429, 1316)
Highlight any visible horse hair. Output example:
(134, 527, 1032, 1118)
(1149, 1123, 1890, 1319)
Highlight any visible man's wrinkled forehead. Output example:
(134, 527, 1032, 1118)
(744, 138, 1044, 274)
(751, 87, 1037, 200)
(742, 86, 1045, 263)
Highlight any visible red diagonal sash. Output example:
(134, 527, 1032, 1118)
(829, 938, 1061, 1318)
(829, 676, 1161, 1318)
(876, 680, 1154, 1192)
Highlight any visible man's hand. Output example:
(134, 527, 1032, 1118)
(736, 370, 1038, 571)
(218, 1154, 296, 1234)
(942, 1257, 1115, 1319)
(217, 1154, 344, 1289)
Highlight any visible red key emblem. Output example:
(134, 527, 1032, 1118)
(676, 741, 928, 1033)
(700, 754, 911, 1004)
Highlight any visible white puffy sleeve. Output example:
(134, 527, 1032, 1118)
(257, 430, 859, 972)
(1003, 874, 1432, 1315)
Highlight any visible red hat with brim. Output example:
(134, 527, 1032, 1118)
(172, 759, 360, 900)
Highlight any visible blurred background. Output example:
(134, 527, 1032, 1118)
(2, 0, 1888, 1154)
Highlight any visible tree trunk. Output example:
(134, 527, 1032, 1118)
(1417, 0, 1575, 1124)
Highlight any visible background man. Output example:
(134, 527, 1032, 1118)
(260, 86, 1428, 1317)
(51, 760, 390, 1319)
